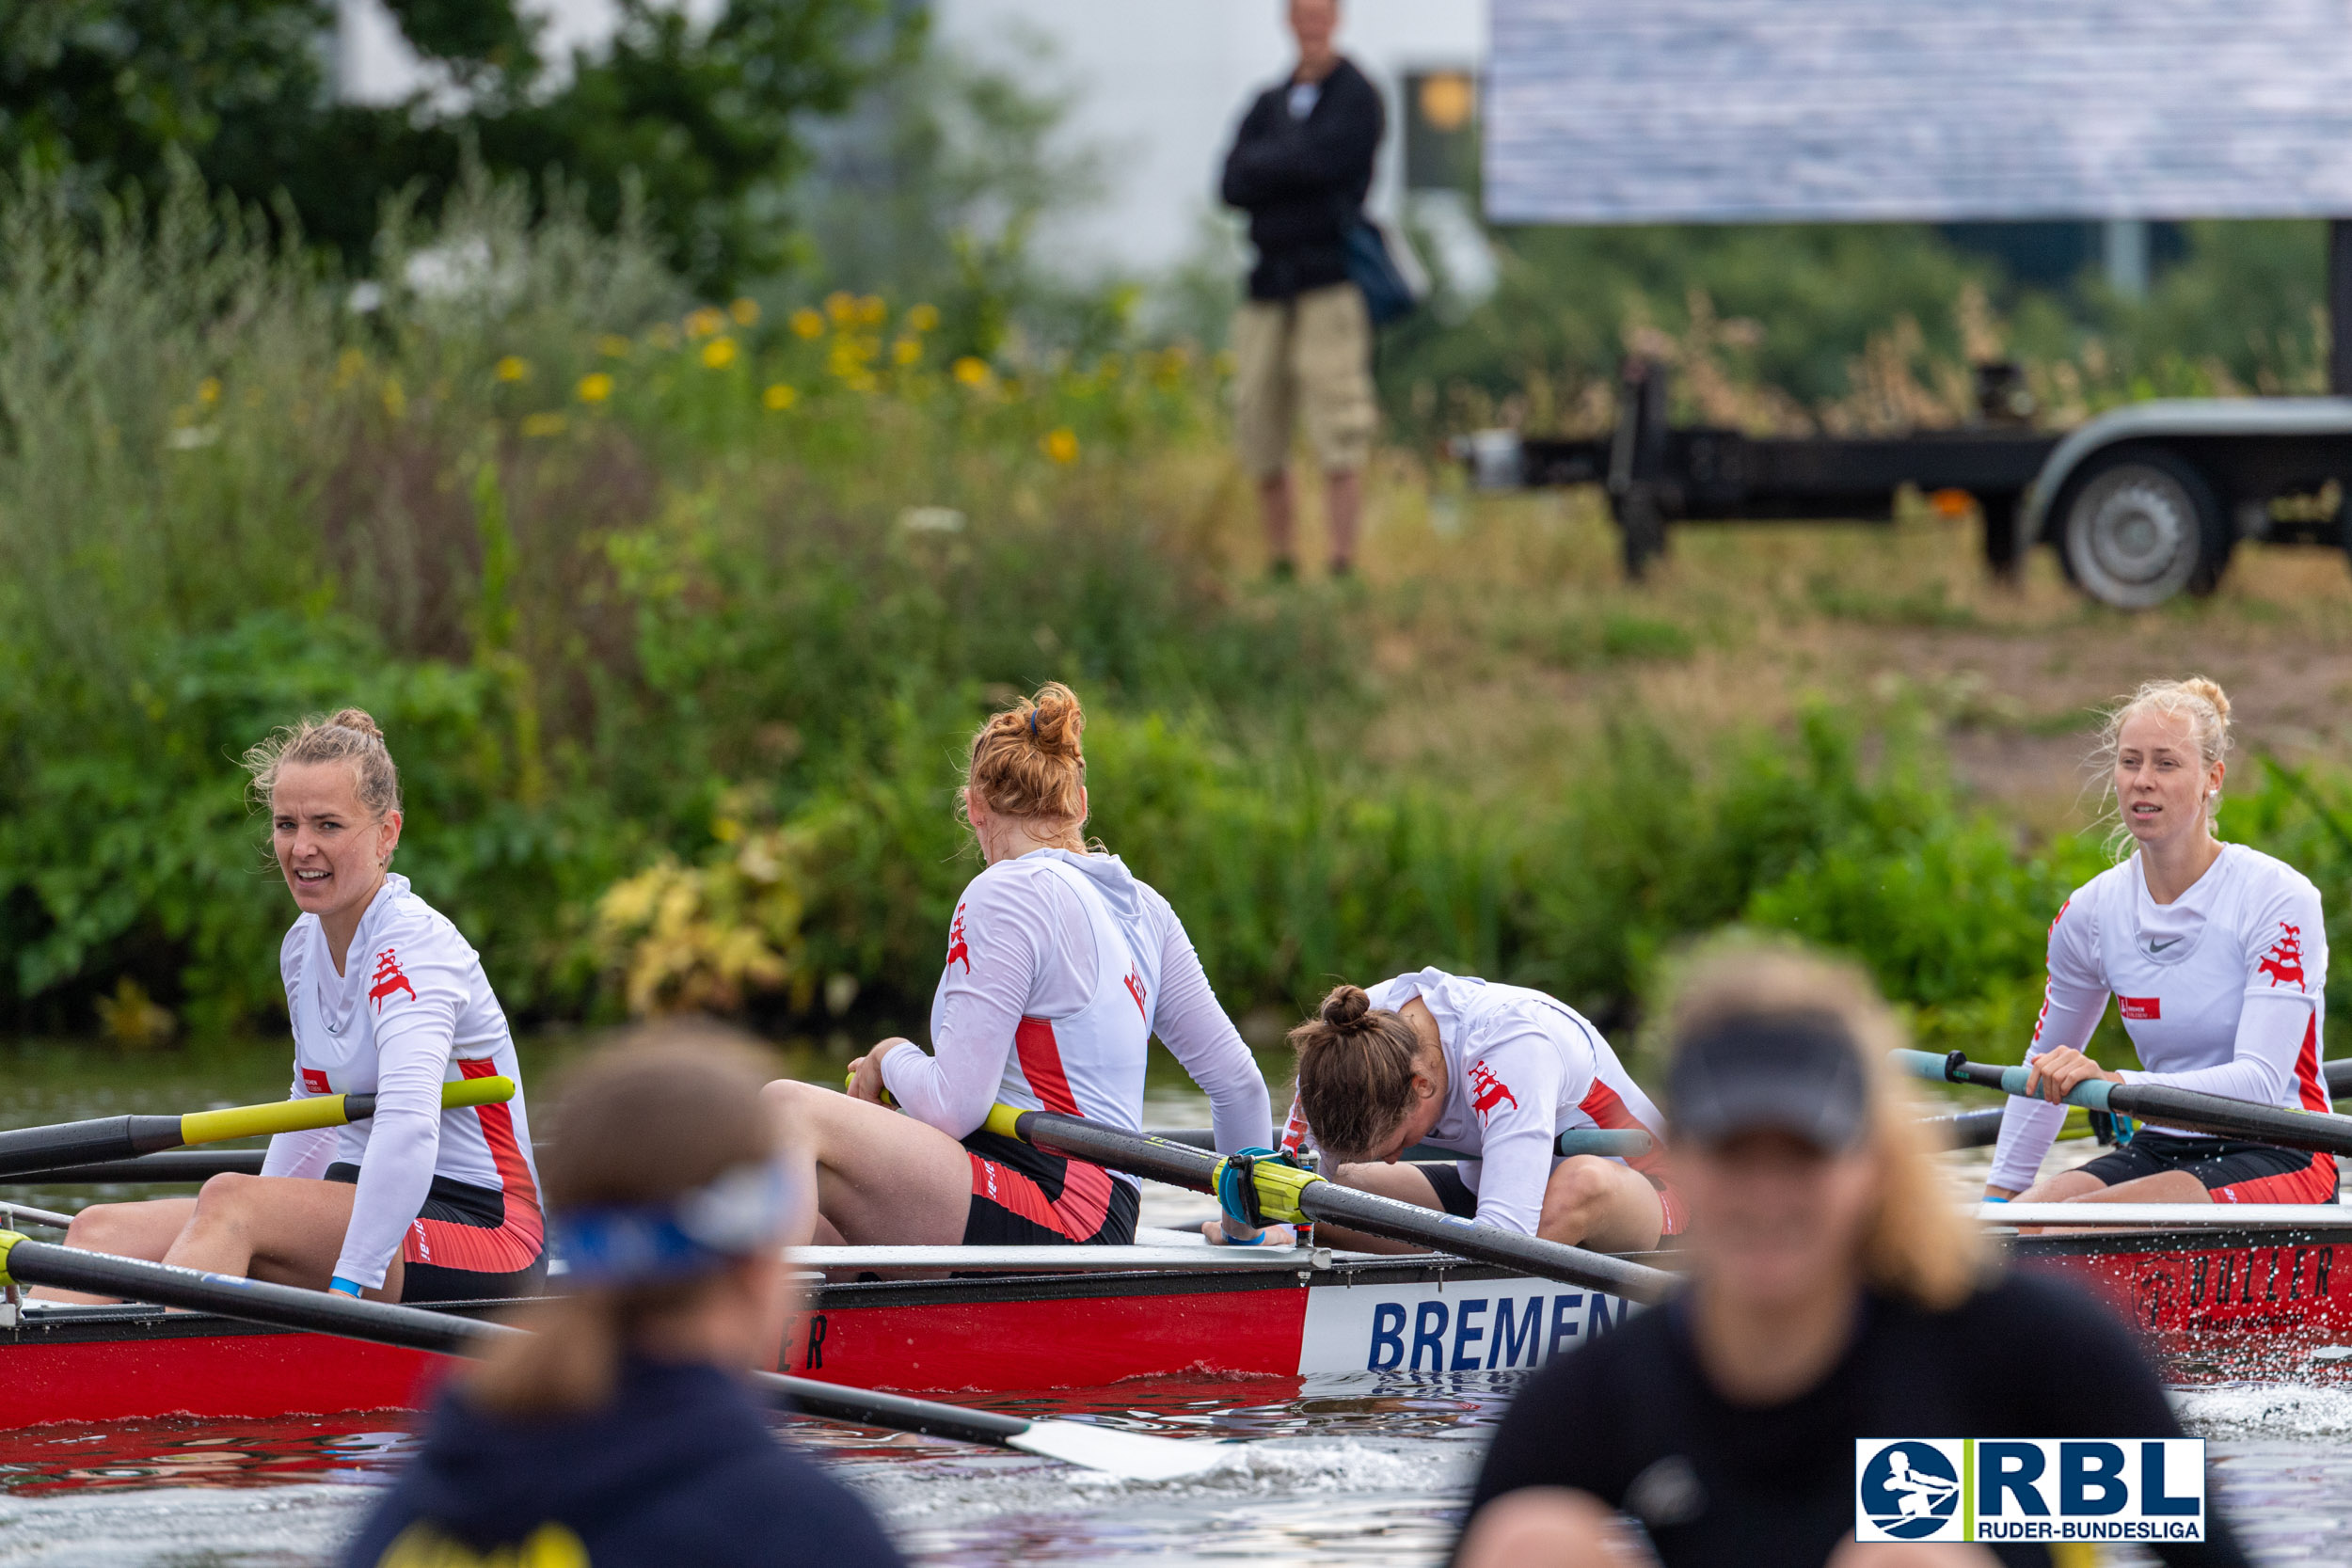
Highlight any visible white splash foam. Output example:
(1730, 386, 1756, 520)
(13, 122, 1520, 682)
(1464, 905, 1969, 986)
(0, 1482, 369, 1565)
(2174, 1383, 2352, 1440)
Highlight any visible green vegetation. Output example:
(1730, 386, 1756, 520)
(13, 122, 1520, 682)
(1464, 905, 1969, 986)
(3, 166, 2348, 1072)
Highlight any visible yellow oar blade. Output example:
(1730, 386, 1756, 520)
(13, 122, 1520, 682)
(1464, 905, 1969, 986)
(177, 1077, 516, 1148)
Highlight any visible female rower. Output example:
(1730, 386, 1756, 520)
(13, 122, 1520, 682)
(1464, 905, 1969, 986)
(765, 683, 1273, 1248)
(56, 710, 542, 1303)
(1250, 974, 1678, 1254)
(343, 1029, 904, 1568)
(1454, 945, 2243, 1568)
(1988, 676, 2332, 1206)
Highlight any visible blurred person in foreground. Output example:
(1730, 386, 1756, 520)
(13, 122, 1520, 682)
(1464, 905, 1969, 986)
(1453, 946, 2243, 1568)
(343, 1029, 904, 1568)
(1220, 0, 1382, 579)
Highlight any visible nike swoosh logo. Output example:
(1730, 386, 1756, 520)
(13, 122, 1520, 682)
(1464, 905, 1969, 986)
(2148, 937, 2182, 953)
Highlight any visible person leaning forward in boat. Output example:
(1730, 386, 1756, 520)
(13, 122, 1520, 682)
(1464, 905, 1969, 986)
(343, 1028, 905, 1568)
(1230, 974, 1679, 1254)
(48, 711, 544, 1305)
(764, 683, 1273, 1249)
(1453, 944, 2247, 1568)
(1989, 676, 2334, 1209)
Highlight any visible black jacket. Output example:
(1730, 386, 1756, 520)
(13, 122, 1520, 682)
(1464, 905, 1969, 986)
(1220, 57, 1383, 300)
(1459, 1272, 2245, 1568)
(341, 1358, 906, 1568)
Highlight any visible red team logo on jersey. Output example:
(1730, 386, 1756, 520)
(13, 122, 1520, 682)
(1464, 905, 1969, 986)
(301, 1068, 333, 1095)
(1468, 1061, 1518, 1124)
(2259, 924, 2308, 990)
(946, 906, 972, 974)
(368, 950, 416, 1013)
(1123, 969, 1148, 1017)
(2120, 996, 2161, 1021)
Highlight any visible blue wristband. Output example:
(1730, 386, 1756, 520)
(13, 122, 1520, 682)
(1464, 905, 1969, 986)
(1982, 1196, 2009, 1204)
(328, 1275, 365, 1296)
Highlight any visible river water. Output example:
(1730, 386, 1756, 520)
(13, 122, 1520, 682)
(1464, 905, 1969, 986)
(5, 1052, 2350, 1565)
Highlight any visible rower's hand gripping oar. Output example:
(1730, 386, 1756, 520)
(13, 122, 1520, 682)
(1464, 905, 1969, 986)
(0, 1078, 516, 1181)
(986, 1105, 1677, 1305)
(1892, 1049, 2352, 1159)
(0, 1232, 1223, 1482)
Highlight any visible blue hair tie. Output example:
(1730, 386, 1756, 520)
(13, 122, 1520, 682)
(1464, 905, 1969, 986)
(1027, 707, 1040, 737)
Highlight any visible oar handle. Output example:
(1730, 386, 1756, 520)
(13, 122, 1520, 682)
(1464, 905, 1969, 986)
(1889, 1049, 2113, 1110)
(1891, 1050, 2352, 1159)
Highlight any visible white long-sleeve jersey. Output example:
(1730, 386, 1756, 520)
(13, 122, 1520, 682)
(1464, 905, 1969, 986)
(1278, 969, 1670, 1236)
(262, 875, 539, 1289)
(1990, 844, 2330, 1194)
(880, 849, 1273, 1174)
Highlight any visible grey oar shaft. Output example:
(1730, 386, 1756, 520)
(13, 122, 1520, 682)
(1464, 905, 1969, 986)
(1010, 1110, 1677, 1305)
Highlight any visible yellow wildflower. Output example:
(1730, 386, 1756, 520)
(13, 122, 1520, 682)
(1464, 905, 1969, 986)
(729, 297, 760, 326)
(907, 303, 940, 332)
(577, 372, 614, 404)
(701, 337, 739, 370)
(857, 294, 886, 326)
(495, 356, 530, 383)
(892, 338, 922, 366)
(1041, 426, 1080, 465)
(521, 411, 567, 437)
(597, 335, 633, 358)
(381, 376, 406, 420)
(952, 356, 991, 388)
(824, 291, 857, 325)
(196, 376, 222, 406)
(762, 383, 799, 411)
(685, 307, 725, 339)
(789, 308, 824, 339)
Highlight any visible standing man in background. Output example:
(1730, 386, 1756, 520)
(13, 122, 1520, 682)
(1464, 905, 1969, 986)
(1221, 0, 1383, 580)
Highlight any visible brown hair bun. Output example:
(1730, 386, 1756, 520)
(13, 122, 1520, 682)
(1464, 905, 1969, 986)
(1320, 983, 1372, 1030)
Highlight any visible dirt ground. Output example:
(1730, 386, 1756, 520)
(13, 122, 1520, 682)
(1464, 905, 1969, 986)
(1313, 467, 2352, 826)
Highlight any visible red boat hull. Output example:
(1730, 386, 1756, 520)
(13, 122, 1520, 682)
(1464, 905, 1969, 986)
(7, 1230, 2346, 1426)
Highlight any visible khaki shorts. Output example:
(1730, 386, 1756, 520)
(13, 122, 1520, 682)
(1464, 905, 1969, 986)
(1231, 282, 1376, 477)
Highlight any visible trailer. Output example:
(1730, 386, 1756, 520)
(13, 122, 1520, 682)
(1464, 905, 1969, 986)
(1460, 358, 2352, 609)
(1473, 0, 2352, 610)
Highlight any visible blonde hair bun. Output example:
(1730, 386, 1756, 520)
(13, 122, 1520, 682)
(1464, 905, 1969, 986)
(2177, 676, 2231, 724)
(243, 708, 402, 820)
(326, 707, 384, 738)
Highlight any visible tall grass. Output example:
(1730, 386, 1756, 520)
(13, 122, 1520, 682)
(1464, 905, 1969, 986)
(3, 166, 2346, 1067)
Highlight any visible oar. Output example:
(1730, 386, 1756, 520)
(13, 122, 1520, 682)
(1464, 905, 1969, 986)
(1147, 1127, 1657, 1161)
(0, 1078, 516, 1181)
(989, 1106, 1677, 1305)
(1894, 1050, 2352, 1159)
(0, 1232, 1223, 1482)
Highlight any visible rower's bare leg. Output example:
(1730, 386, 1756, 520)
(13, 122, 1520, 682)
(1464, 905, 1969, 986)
(32, 1197, 197, 1303)
(1301, 1162, 1445, 1254)
(2014, 1169, 2208, 1204)
(162, 1175, 405, 1301)
(763, 1080, 972, 1247)
(1537, 1157, 1665, 1254)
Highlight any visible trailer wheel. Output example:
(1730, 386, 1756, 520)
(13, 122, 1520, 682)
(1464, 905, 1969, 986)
(2053, 446, 2226, 610)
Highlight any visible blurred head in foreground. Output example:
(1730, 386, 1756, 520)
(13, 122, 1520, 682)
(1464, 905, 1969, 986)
(1663, 943, 1979, 1313)
(470, 1025, 803, 1415)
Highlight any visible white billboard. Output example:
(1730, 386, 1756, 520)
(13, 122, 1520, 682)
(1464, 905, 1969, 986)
(1486, 0, 2352, 225)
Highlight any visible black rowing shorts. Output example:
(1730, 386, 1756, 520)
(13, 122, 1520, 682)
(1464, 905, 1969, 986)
(1421, 1163, 1482, 1220)
(326, 1162, 548, 1303)
(2073, 1132, 2338, 1205)
(959, 1129, 1140, 1246)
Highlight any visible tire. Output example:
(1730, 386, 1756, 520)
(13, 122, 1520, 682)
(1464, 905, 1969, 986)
(2052, 446, 2227, 610)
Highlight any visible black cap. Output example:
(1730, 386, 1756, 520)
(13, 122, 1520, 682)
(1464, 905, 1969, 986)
(1666, 1009, 1868, 1152)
